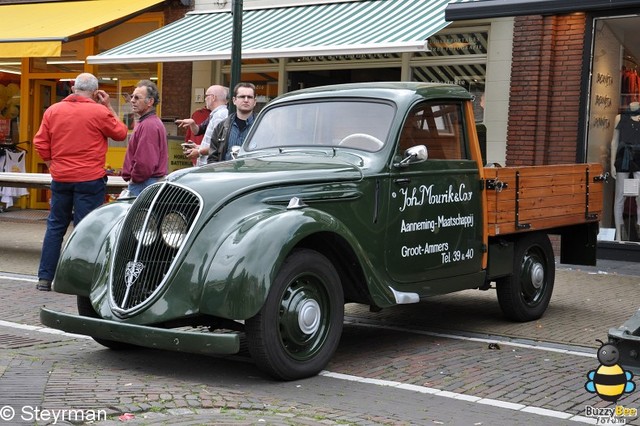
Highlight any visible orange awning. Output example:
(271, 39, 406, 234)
(0, 0, 163, 58)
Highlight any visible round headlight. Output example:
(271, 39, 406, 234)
(161, 212, 188, 249)
(131, 210, 158, 246)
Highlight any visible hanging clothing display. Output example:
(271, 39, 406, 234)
(0, 147, 29, 209)
(622, 66, 640, 106)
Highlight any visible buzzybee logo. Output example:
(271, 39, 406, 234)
(585, 340, 635, 402)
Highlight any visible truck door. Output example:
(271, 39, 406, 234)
(385, 101, 484, 285)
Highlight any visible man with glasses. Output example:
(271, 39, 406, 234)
(176, 85, 229, 166)
(207, 82, 257, 163)
(121, 80, 168, 196)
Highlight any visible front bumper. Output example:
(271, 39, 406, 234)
(40, 308, 240, 355)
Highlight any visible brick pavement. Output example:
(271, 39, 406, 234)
(0, 320, 598, 426)
(345, 268, 640, 348)
(3, 211, 640, 424)
(1, 270, 640, 424)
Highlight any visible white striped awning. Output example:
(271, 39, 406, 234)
(88, 0, 473, 64)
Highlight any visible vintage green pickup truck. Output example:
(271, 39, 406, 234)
(41, 82, 604, 380)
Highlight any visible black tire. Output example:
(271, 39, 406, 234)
(496, 233, 555, 322)
(77, 296, 137, 350)
(245, 248, 344, 381)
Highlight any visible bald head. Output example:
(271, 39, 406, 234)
(205, 85, 228, 109)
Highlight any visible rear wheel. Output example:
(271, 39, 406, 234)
(246, 248, 344, 380)
(496, 233, 555, 322)
(77, 296, 136, 350)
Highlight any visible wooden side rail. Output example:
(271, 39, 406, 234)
(484, 163, 605, 236)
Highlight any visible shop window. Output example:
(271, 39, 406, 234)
(587, 15, 640, 243)
(0, 72, 21, 144)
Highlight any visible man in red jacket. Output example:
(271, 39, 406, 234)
(33, 73, 128, 291)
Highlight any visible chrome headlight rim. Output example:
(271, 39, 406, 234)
(161, 211, 189, 249)
(132, 210, 159, 246)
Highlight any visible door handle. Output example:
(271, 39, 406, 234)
(393, 178, 411, 185)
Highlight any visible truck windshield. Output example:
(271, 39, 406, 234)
(245, 100, 395, 152)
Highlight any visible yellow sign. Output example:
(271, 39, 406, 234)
(167, 136, 193, 173)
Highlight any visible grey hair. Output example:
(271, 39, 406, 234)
(137, 80, 160, 106)
(74, 73, 99, 92)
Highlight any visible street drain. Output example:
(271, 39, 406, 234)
(0, 333, 46, 349)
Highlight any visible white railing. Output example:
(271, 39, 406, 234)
(0, 172, 127, 194)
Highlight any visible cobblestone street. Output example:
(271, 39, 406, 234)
(2, 212, 640, 424)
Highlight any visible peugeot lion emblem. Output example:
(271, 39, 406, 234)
(125, 261, 144, 287)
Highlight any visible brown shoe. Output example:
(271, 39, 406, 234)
(36, 280, 51, 291)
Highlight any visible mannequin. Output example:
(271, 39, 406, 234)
(611, 101, 640, 240)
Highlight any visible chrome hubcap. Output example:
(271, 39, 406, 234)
(530, 262, 544, 289)
(298, 299, 321, 334)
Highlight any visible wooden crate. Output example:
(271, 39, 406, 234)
(483, 163, 605, 236)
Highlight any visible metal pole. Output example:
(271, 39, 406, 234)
(230, 0, 243, 114)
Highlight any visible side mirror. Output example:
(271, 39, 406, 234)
(231, 145, 241, 160)
(393, 145, 428, 168)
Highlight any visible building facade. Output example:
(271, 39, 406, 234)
(0, 0, 193, 209)
(2, 0, 512, 219)
(91, 0, 514, 167)
(446, 0, 640, 254)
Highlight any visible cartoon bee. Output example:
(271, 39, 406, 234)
(585, 340, 636, 402)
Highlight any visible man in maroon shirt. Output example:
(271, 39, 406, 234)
(121, 80, 168, 196)
(33, 72, 128, 291)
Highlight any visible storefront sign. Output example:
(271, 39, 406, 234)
(167, 137, 193, 172)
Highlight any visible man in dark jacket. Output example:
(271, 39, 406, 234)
(207, 82, 256, 163)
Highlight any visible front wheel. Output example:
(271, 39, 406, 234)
(496, 233, 555, 322)
(246, 248, 344, 381)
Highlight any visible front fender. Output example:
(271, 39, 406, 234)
(54, 201, 131, 296)
(198, 207, 352, 319)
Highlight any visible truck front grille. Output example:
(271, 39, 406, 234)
(110, 183, 201, 316)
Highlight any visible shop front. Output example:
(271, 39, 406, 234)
(0, 0, 506, 212)
(446, 0, 640, 260)
(586, 12, 640, 258)
(0, 0, 181, 210)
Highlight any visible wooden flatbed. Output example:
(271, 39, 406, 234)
(483, 163, 605, 236)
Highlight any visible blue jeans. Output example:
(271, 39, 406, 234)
(38, 177, 107, 282)
(128, 177, 161, 196)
